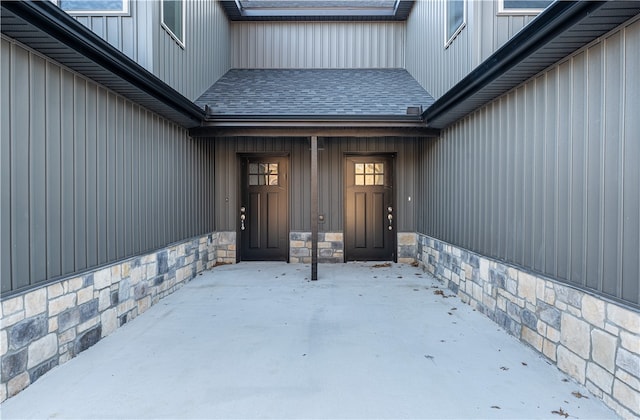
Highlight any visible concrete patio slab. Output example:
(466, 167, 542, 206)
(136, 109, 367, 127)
(1, 262, 617, 419)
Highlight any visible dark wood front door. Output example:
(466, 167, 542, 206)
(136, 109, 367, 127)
(344, 155, 395, 261)
(240, 157, 289, 261)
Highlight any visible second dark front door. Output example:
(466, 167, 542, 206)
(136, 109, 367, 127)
(240, 157, 289, 261)
(344, 155, 395, 261)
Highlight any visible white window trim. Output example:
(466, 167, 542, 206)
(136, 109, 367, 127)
(497, 0, 550, 16)
(52, 0, 130, 16)
(444, 0, 466, 49)
(161, 0, 186, 49)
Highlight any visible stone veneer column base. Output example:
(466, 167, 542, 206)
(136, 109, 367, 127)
(416, 233, 640, 419)
(290, 232, 344, 263)
(0, 231, 238, 403)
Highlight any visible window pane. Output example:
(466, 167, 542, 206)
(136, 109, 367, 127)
(60, 0, 126, 12)
(447, 0, 464, 42)
(365, 175, 374, 185)
(375, 175, 384, 186)
(249, 175, 258, 186)
(268, 175, 279, 186)
(162, 0, 183, 42)
(259, 163, 268, 174)
(269, 163, 278, 174)
(365, 163, 374, 174)
(355, 175, 365, 186)
(355, 164, 364, 174)
(249, 163, 258, 174)
(374, 163, 384, 174)
(258, 175, 266, 186)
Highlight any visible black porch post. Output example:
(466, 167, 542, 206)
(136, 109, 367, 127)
(311, 135, 318, 281)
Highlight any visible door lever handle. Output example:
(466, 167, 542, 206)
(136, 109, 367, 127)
(240, 207, 246, 231)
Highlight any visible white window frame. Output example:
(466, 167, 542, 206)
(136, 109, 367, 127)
(53, 0, 130, 16)
(497, 0, 553, 15)
(445, 0, 466, 48)
(161, 0, 186, 49)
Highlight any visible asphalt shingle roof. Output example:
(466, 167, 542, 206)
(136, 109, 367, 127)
(195, 69, 434, 117)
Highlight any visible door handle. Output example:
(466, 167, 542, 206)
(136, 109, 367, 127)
(240, 206, 246, 231)
(387, 206, 393, 231)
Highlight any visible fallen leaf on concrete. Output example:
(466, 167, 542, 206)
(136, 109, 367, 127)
(413, 288, 419, 291)
(448, 312, 453, 315)
(571, 391, 588, 399)
(434, 289, 444, 296)
(551, 408, 569, 418)
(411, 261, 420, 267)
(521, 362, 528, 366)
(373, 263, 392, 268)
(562, 379, 569, 382)
(500, 366, 509, 371)
(451, 307, 457, 311)
(491, 406, 501, 409)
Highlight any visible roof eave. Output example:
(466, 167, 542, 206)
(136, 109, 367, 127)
(423, 1, 640, 130)
(1, 1, 205, 129)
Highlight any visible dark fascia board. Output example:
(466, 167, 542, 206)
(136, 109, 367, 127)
(1, 1, 205, 128)
(191, 114, 439, 137)
(422, 1, 606, 129)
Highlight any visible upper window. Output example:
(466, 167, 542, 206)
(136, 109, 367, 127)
(498, 0, 554, 15)
(161, 0, 185, 47)
(57, 0, 129, 15)
(445, 0, 466, 48)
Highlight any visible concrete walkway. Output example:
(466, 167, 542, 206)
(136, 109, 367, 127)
(1, 262, 617, 419)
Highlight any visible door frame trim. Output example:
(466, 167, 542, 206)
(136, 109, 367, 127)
(343, 152, 397, 263)
(237, 153, 290, 262)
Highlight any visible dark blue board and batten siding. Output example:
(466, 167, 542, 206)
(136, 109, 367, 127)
(213, 137, 419, 234)
(1, 38, 216, 295)
(416, 17, 640, 307)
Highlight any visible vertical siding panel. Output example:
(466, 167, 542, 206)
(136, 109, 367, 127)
(11, 45, 31, 289)
(544, 68, 557, 277)
(570, 52, 587, 286)
(86, 84, 98, 268)
(96, 87, 108, 264)
(532, 76, 545, 272)
(29, 55, 47, 283)
(106, 92, 117, 260)
(622, 20, 640, 304)
(556, 61, 571, 281)
(1, 39, 11, 292)
(602, 32, 623, 297)
(74, 76, 87, 271)
(514, 87, 525, 265)
(586, 43, 604, 292)
(131, 106, 140, 252)
(123, 101, 133, 256)
(60, 69, 75, 275)
(115, 97, 125, 258)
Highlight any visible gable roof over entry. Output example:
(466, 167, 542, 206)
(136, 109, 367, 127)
(196, 69, 434, 116)
(192, 68, 436, 137)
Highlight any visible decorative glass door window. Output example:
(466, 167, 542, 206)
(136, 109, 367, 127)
(249, 163, 279, 186)
(355, 162, 385, 186)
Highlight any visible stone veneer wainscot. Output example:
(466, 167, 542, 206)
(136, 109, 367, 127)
(416, 233, 640, 419)
(0, 231, 238, 403)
